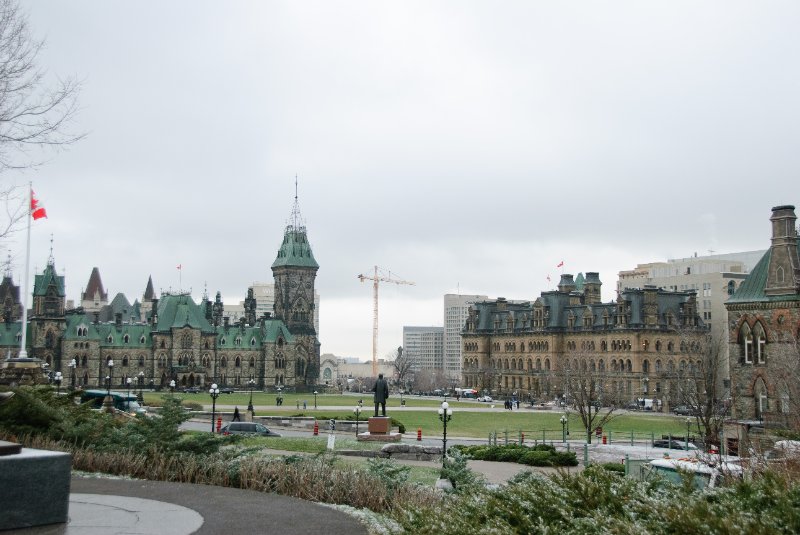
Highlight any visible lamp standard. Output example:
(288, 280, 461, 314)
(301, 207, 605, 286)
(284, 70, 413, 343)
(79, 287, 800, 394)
(438, 401, 453, 471)
(54, 372, 62, 396)
(209, 383, 220, 433)
(126, 377, 132, 411)
(400, 390, 405, 407)
(247, 378, 256, 413)
(686, 417, 692, 450)
(169, 379, 175, 394)
(354, 405, 361, 436)
(68, 359, 76, 390)
(137, 371, 145, 404)
(313, 390, 318, 409)
(107, 360, 114, 395)
(560, 414, 568, 443)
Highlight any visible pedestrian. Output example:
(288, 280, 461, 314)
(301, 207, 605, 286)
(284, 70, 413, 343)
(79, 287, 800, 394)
(303, 400, 307, 410)
(296, 400, 300, 410)
(233, 406, 241, 421)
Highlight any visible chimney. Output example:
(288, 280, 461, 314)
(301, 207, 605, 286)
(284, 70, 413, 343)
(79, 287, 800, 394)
(558, 274, 576, 294)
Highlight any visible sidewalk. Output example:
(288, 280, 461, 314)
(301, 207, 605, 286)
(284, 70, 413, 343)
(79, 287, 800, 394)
(5, 476, 368, 535)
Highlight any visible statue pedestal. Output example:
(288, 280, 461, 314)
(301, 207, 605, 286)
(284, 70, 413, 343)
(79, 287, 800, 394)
(357, 417, 401, 442)
(0, 443, 71, 530)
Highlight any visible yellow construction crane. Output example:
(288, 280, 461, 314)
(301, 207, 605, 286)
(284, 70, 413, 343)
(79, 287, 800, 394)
(358, 266, 415, 377)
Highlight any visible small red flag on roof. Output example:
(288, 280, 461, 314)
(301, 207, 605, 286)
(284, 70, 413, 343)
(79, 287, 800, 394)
(557, 260, 564, 268)
(31, 189, 47, 220)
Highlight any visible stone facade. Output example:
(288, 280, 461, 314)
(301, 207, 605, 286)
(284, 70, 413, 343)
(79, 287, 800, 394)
(726, 205, 800, 429)
(461, 273, 708, 409)
(0, 199, 321, 392)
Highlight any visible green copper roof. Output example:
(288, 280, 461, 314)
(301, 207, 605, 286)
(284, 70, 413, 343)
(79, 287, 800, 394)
(155, 294, 214, 333)
(33, 263, 65, 296)
(727, 239, 800, 304)
(272, 226, 319, 269)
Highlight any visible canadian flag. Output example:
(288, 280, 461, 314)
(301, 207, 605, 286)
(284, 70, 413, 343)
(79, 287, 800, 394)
(31, 189, 47, 220)
(556, 261, 564, 268)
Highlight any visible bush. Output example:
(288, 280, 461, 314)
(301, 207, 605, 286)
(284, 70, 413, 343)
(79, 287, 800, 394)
(366, 457, 411, 490)
(440, 449, 485, 491)
(453, 443, 577, 467)
(182, 400, 204, 411)
(600, 462, 625, 474)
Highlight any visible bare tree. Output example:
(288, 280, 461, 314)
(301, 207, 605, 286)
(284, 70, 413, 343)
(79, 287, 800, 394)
(560, 353, 623, 444)
(0, 0, 83, 237)
(389, 346, 414, 390)
(670, 331, 730, 448)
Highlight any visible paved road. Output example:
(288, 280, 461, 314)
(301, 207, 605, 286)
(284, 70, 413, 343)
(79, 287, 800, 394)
(5, 476, 369, 535)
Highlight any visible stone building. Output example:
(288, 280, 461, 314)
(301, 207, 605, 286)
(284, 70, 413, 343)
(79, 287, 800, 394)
(725, 205, 800, 430)
(461, 272, 708, 409)
(0, 198, 321, 392)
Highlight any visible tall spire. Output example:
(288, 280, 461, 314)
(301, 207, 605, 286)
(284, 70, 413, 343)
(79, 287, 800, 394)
(47, 234, 54, 266)
(288, 174, 305, 231)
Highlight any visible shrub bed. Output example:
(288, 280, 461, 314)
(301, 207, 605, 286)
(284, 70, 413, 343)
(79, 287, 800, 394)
(452, 443, 578, 467)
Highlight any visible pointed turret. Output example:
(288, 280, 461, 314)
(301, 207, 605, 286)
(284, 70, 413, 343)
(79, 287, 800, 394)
(140, 275, 156, 322)
(81, 267, 108, 312)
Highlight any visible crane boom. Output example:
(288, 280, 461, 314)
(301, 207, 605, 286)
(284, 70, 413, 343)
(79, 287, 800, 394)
(357, 266, 415, 376)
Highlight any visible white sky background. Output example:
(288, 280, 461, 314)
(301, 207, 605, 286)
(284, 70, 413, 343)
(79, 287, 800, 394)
(2, 1, 798, 360)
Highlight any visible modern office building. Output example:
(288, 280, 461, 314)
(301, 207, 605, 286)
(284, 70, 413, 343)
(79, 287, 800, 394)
(443, 294, 487, 379)
(403, 326, 444, 372)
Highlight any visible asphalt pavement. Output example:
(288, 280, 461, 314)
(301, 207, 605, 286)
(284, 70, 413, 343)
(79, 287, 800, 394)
(5, 476, 369, 535)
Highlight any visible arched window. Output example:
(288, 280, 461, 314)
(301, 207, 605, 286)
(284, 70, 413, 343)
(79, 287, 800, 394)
(753, 322, 767, 364)
(249, 356, 256, 368)
(727, 280, 736, 295)
(642, 359, 649, 373)
(235, 356, 241, 368)
(220, 356, 227, 368)
(545, 359, 550, 371)
(739, 323, 753, 364)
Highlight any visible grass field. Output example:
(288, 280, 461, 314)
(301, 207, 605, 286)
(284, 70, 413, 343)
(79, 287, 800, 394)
(156, 388, 693, 440)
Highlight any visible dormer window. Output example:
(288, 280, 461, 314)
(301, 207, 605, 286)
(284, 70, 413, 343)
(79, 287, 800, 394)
(250, 337, 257, 346)
(123, 334, 130, 344)
(234, 337, 242, 346)
(107, 335, 114, 343)
(140, 335, 146, 344)
(220, 337, 226, 346)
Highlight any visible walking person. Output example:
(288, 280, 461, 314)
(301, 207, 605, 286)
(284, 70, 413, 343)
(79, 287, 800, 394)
(232, 406, 241, 422)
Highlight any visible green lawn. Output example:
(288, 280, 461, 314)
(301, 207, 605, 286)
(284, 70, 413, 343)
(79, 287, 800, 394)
(150, 390, 693, 440)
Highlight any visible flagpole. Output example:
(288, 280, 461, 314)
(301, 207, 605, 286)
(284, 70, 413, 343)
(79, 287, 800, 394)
(18, 183, 32, 359)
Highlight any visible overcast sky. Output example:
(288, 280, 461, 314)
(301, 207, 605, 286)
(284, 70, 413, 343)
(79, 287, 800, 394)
(3, 1, 798, 360)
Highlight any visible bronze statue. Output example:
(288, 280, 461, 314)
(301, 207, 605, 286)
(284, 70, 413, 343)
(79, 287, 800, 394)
(372, 373, 389, 417)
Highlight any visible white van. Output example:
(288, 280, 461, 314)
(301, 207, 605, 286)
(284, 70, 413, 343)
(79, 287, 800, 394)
(646, 457, 743, 489)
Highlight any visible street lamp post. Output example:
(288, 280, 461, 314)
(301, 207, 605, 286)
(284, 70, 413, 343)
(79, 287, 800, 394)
(560, 414, 568, 443)
(107, 359, 114, 394)
(354, 405, 361, 436)
(438, 401, 453, 472)
(126, 377, 132, 411)
(313, 390, 318, 409)
(247, 378, 256, 413)
(67, 359, 76, 390)
(137, 371, 145, 403)
(54, 372, 62, 396)
(686, 417, 691, 450)
(209, 383, 220, 433)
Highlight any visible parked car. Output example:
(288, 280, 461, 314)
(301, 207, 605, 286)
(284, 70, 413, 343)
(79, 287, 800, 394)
(653, 439, 698, 451)
(672, 405, 697, 416)
(219, 422, 281, 437)
(624, 402, 640, 411)
(219, 387, 235, 394)
(183, 386, 201, 394)
(646, 457, 742, 489)
(477, 395, 493, 402)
